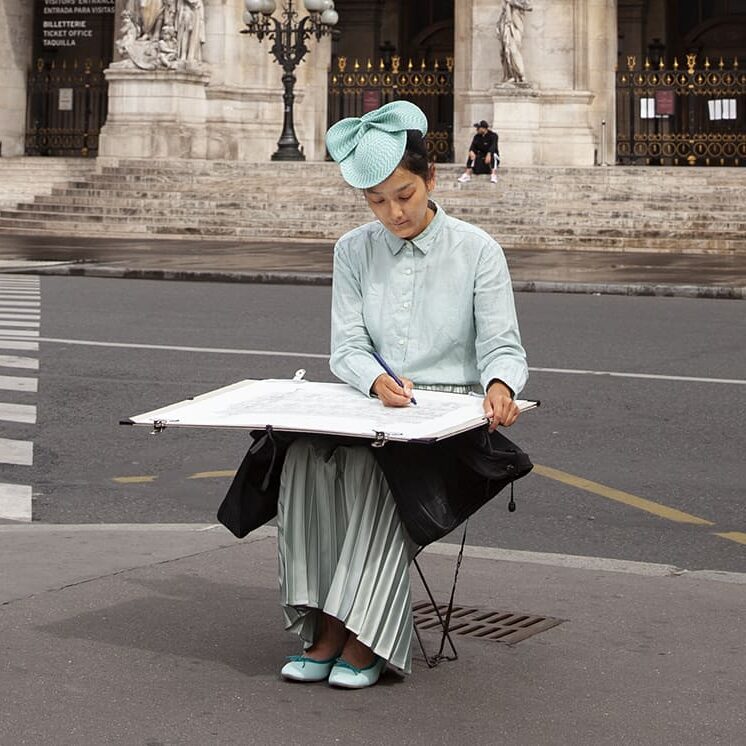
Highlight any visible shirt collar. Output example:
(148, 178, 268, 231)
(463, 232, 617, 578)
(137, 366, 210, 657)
(382, 200, 446, 256)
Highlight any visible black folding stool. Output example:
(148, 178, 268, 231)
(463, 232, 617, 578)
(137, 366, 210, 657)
(411, 520, 469, 667)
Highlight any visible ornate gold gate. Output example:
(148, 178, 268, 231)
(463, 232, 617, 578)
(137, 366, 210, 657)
(616, 54, 745, 166)
(328, 55, 454, 162)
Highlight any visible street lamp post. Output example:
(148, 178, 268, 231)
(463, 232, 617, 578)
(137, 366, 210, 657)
(242, 0, 339, 161)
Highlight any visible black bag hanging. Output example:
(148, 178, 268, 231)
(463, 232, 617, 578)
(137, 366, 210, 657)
(371, 426, 533, 546)
(217, 428, 290, 539)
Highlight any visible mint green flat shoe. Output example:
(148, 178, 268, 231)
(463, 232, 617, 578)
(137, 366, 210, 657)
(328, 656, 386, 689)
(280, 654, 338, 682)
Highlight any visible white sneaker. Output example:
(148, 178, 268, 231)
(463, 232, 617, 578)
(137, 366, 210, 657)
(490, 172, 498, 183)
(457, 173, 471, 183)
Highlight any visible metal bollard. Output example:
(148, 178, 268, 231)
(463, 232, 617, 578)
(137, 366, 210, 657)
(601, 119, 607, 166)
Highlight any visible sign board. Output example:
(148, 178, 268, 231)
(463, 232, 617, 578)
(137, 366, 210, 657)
(58, 87, 73, 110)
(33, 0, 115, 64)
(363, 89, 382, 113)
(654, 89, 675, 116)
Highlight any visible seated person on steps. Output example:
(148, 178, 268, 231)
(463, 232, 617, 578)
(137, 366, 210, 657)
(458, 120, 500, 184)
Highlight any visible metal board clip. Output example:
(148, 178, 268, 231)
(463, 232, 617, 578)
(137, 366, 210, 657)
(371, 431, 388, 448)
(150, 419, 169, 435)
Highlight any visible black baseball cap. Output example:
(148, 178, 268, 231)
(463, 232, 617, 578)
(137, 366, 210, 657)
(473, 120, 490, 128)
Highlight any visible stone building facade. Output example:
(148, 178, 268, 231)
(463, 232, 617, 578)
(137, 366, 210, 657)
(0, 1, 743, 165)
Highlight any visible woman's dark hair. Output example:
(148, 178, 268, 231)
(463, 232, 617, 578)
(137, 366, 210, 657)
(399, 129, 433, 181)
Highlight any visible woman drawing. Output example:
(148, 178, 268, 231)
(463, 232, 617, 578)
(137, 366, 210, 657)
(276, 101, 528, 689)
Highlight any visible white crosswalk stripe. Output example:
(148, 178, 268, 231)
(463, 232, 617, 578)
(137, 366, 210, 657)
(0, 403, 36, 424)
(0, 275, 40, 522)
(0, 355, 39, 370)
(0, 484, 32, 522)
(0, 375, 38, 392)
(0, 329, 40, 336)
(0, 341, 39, 351)
(0, 437, 33, 466)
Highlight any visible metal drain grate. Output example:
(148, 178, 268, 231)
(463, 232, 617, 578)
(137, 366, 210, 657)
(413, 601, 564, 644)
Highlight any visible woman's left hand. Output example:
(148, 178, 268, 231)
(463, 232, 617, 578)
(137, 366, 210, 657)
(483, 381, 520, 431)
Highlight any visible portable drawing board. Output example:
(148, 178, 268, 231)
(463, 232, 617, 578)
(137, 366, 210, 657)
(123, 379, 539, 445)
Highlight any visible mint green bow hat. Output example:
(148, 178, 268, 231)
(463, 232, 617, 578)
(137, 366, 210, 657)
(326, 101, 428, 189)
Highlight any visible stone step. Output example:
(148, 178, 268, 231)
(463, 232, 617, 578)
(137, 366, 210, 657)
(25, 195, 746, 225)
(1, 210, 743, 251)
(103, 159, 737, 177)
(1, 159, 743, 255)
(84, 168, 745, 194)
(0, 218, 740, 255)
(40, 188, 744, 219)
(16, 199, 746, 232)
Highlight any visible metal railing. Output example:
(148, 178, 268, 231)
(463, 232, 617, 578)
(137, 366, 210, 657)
(616, 53, 745, 166)
(328, 55, 454, 162)
(25, 57, 108, 158)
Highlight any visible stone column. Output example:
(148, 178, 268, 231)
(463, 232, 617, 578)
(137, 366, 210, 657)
(0, 0, 34, 157)
(587, 0, 617, 165)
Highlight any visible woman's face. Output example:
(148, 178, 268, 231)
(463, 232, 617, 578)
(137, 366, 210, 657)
(363, 166, 435, 240)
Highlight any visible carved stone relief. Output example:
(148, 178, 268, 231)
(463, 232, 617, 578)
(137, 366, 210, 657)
(112, 0, 206, 72)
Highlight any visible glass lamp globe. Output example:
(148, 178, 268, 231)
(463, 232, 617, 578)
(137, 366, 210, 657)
(320, 8, 338, 25)
(260, 0, 276, 14)
(304, 0, 325, 11)
(245, 0, 263, 12)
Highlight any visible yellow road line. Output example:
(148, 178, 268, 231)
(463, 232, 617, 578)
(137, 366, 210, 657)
(532, 463, 714, 526)
(113, 476, 157, 484)
(714, 532, 746, 546)
(188, 470, 236, 480)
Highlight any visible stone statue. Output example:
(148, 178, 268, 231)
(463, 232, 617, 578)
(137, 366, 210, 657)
(158, 24, 179, 68)
(113, 0, 205, 72)
(139, 0, 164, 40)
(176, 0, 206, 63)
(114, 9, 159, 70)
(496, 0, 532, 85)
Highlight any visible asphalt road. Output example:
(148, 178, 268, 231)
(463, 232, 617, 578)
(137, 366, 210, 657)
(6, 276, 745, 572)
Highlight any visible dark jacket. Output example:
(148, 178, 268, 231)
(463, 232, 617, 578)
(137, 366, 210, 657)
(217, 426, 532, 547)
(470, 130, 499, 157)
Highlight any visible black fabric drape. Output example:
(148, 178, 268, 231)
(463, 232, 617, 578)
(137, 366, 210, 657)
(217, 426, 532, 547)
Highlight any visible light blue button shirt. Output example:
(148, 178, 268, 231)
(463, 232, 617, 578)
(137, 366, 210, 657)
(330, 202, 528, 397)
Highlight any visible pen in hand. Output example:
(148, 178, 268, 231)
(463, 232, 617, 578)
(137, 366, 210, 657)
(372, 351, 417, 405)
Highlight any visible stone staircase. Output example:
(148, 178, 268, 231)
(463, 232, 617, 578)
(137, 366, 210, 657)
(0, 158, 96, 208)
(0, 158, 744, 254)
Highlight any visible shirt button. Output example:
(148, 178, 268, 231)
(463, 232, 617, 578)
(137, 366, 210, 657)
(405, 268, 412, 275)
(402, 302, 409, 309)
(398, 339, 405, 346)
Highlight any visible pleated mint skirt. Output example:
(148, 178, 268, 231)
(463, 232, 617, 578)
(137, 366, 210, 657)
(276, 383, 479, 674)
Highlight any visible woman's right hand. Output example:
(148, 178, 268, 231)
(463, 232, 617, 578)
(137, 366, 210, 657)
(372, 374, 414, 407)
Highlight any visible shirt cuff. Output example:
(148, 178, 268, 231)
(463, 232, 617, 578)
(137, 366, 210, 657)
(481, 360, 528, 398)
(356, 358, 386, 399)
